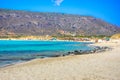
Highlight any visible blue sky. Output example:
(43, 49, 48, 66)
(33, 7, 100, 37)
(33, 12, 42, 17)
(0, 0, 120, 26)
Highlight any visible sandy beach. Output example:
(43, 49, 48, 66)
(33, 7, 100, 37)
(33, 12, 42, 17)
(0, 41, 120, 80)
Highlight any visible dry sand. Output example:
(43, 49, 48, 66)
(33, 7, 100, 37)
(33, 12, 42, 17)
(0, 41, 120, 80)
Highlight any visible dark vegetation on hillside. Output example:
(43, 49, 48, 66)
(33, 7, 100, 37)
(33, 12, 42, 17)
(0, 8, 120, 37)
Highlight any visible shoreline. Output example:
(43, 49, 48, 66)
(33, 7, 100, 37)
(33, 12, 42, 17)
(0, 46, 109, 68)
(0, 40, 93, 68)
(0, 41, 116, 68)
(0, 39, 94, 43)
(0, 41, 120, 80)
(0, 40, 106, 68)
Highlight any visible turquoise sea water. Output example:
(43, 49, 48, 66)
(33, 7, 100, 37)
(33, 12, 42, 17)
(0, 40, 94, 67)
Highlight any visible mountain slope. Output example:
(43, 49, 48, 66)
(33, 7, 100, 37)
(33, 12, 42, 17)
(0, 9, 120, 36)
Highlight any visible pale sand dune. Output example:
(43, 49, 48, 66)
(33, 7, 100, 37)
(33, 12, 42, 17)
(0, 42, 120, 80)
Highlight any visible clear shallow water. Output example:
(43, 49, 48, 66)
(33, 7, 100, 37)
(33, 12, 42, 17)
(0, 40, 94, 67)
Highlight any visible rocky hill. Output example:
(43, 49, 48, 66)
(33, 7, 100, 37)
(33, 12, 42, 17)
(0, 9, 120, 36)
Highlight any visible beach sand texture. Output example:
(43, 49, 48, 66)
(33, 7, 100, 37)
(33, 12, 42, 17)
(0, 42, 120, 80)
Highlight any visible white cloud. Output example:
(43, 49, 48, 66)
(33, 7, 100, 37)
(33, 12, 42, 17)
(52, 0, 64, 6)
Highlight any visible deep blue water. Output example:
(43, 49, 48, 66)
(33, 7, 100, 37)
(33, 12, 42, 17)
(0, 40, 94, 67)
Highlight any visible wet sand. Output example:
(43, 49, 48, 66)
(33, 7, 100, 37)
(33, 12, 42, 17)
(0, 41, 120, 80)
